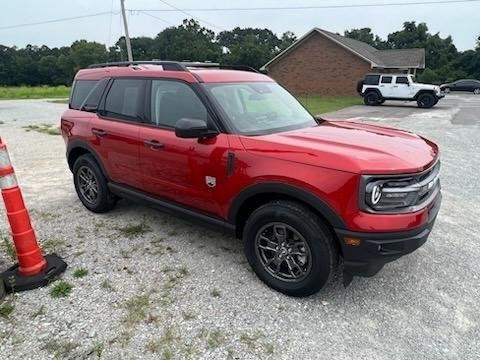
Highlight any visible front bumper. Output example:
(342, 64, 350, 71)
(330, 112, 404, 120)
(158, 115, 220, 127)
(335, 192, 441, 277)
(436, 93, 446, 99)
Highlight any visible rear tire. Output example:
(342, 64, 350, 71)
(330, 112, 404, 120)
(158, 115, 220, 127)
(73, 154, 116, 213)
(417, 93, 435, 108)
(474, 88, 480, 95)
(364, 91, 380, 106)
(243, 200, 338, 297)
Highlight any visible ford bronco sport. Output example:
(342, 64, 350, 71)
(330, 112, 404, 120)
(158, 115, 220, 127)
(358, 73, 444, 108)
(61, 61, 442, 297)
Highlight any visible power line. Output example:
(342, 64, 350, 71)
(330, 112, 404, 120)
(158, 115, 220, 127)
(0, 11, 118, 30)
(130, 0, 480, 12)
(156, 0, 227, 31)
(139, 11, 176, 26)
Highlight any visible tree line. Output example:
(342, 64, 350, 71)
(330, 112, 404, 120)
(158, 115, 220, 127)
(0, 19, 478, 87)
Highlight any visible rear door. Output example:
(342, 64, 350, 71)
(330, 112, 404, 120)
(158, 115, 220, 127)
(139, 79, 229, 216)
(379, 75, 394, 97)
(91, 78, 146, 189)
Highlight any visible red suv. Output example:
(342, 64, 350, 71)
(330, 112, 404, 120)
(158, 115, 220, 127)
(61, 61, 441, 297)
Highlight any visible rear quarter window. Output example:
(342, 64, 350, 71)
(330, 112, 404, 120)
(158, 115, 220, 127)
(364, 75, 380, 85)
(70, 80, 98, 110)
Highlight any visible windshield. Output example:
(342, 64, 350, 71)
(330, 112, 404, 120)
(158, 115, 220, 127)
(205, 82, 317, 135)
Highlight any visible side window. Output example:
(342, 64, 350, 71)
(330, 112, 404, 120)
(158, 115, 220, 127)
(381, 76, 393, 84)
(364, 75, 380, 85)
(81, 78, 109, 111)
(104, 79, 146, 121)
(70, 80, 97, 110)
(396, 76, 409, 85)
(150, 80, 208, 128)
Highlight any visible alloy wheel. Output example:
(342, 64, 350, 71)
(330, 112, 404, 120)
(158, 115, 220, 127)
(77, 166, 99, 205)
(254, 222, 312, 282)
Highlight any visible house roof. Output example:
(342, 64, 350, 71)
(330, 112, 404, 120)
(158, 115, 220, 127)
(261, 28, 426, 70)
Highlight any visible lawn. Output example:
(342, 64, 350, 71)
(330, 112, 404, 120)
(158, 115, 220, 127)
(298, 95, 362, 115)
(0, 86, 70, 100)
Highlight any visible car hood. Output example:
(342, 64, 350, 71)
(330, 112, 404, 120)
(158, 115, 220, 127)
(239, 120, 439, 174)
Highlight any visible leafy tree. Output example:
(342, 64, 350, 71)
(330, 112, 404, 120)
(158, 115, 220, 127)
(344, 28, 390, 49)
(150, 19, 222, 62)
(218, 27, 296, 69)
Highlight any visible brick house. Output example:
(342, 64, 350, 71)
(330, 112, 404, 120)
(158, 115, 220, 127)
(261, 28, 426, 96)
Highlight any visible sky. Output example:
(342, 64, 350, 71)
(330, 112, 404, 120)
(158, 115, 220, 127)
(0, 0, 479, 51)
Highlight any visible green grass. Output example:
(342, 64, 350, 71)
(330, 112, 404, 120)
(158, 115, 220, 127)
(0, 301, 14, 319)
(0, 86, 70, 100)
(72, 268, 88, 279)
(49, 280, 73, 298)
(297, 95, 362, 115)
(23, 123, 61, 135)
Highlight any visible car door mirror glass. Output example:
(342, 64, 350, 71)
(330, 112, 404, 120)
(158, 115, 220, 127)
(175, 118, 218, 139)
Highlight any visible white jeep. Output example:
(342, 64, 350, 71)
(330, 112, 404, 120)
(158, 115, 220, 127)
(357, 73, 444, 108)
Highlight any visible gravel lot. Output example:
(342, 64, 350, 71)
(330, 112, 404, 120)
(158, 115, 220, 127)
(0, 95, 479, 359)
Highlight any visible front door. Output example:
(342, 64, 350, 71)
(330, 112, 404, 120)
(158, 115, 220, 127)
(139, 79, 229, 216)
(392, 75, 415, 98)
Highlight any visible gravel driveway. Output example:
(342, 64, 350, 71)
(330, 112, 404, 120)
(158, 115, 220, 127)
(0, 95, 479, 359)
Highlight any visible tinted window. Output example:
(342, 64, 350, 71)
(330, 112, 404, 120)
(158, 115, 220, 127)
(104, 79, 145, 120)
(364, 75, 380, 85)
(70, 80, 97, 110)
(150, 80, 207, 128)
(396, 76, 409, 84)
(381, 76, 393, 84)
(81, 78, 109, 110)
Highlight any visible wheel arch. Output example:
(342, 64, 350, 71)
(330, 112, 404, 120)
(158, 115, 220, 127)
(67, 140, 109, 179)
(229, 183, 346, 243)
(362, 88, 382, 98)
(414, 89, 435, 100)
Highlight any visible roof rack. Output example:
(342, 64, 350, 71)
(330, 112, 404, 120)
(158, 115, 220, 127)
(87, 61, 187, 71)
(87, 60, 259, 73)
(183, 62, 259, 73)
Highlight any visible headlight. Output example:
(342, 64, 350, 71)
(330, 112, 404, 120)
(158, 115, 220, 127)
(361, 162, 441, 213)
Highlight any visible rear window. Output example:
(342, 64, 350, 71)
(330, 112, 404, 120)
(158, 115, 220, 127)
(104, 79, 146, 121)
(70, 80, 97, 110)
(364, 75, 380, 85)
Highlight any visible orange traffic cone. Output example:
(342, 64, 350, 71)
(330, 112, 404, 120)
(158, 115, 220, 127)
(0, 137, 66, 292)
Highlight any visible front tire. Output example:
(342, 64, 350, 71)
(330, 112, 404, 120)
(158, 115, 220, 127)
(417, 93, 435, 108)
(243, 201, 338, 297)
(73, 154, 117, 213)
(364, 91, 380, 106)
(474, 88, 480, 95)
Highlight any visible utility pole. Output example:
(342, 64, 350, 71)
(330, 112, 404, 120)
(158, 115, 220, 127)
(120, 0, 133, 62)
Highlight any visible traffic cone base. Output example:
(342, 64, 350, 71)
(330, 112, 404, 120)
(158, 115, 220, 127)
(0, 254, 67, 293)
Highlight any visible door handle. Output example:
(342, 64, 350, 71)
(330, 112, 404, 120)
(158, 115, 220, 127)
(92, 128, 107, 137)
(144, 140, 164, 150)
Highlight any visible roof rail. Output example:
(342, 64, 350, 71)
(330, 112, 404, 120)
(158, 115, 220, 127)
(87, 60, 260, 73)
(183, 62, 259, 73)
(87, 61, 187, 71)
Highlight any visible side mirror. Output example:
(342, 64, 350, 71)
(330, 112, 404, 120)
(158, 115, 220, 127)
(175, 118, 218, 139)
